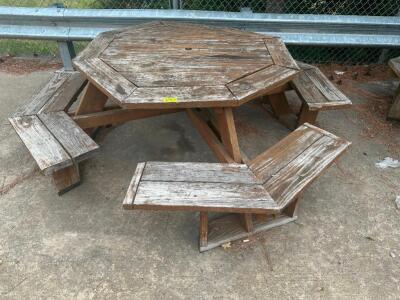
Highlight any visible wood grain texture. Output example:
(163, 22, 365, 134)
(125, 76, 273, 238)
(74, 57, 136, 102)
(9, 115, 72, 175)
(249, 125, 323, 183)
(199, 212, 208, 248)
(38, 111, 99, 162)
(265, 38, 299, 70)
(297, 104, 319, 126)
(121, 86, 237, 109)
(141, 162, 260, 184)
(227, 65, 298, 102)
(214, 108, 242, 163)
(75, 22, 296, 109)
(13, 70, 83, 117)
(292, 65, 352, 111)
(39, 71, 86, 113)
(186, 109, 235, 163)
(73, 108, 182, 129)
(75, 82, 108, 116)
(263, 135, 350, 209)
(123, 162, 146, 209)
(250, 123, 351, 209)
(52, 164, 81, 195)
(132, 181, 278, 213)
(201, 213, 296, 252)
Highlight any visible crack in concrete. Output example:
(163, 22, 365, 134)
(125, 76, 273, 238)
(0, 167, 40, 196)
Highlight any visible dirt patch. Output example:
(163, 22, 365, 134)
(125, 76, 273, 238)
(319, 64, 400, 156)
(0, 56, 62, 74)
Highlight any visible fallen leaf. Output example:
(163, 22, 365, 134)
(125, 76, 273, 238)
(221, 242, 231, 249)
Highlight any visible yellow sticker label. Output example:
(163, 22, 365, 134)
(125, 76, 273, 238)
(162, 97, 178, 103)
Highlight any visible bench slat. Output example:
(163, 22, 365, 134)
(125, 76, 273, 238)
(141, 162, 260, 184)
(9, 115, 72, 175)
(249, 125, 323, 182)
(305, 68, 349, 102)
(13, 70, 85, 117)
(263, 134, 350, 209)
(227, 65, 297, 102)
(265, 38, 299, 70)
(39, 71, 85, 113)
(132, 181, 278, 213)
(291, 63, 352, 111)
(291, 70, 328, 105)
(38, 111, 99, 162)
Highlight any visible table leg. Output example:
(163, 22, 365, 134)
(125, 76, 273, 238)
(75, 82, 109, 115)
(297, 103, 318, 126)
(268, 92, 292, 116)
(199, 212, 208, 248)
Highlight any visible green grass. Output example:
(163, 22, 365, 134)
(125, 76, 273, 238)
(0, 0, 101, 8)
(0, 39, 88, 57)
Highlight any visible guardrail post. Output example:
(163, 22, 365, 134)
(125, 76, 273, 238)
(170, 0, 180, 9)
(57, 41, 76, 71)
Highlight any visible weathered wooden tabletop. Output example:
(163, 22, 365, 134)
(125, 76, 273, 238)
(74, 21, 299, 109)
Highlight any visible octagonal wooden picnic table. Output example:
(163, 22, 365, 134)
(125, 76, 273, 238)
(71, 21, 300, 241)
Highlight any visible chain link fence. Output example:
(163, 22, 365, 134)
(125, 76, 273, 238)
(0, 0, 399, 64)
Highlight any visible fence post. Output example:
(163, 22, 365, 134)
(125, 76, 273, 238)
(170, 0, 180, 9)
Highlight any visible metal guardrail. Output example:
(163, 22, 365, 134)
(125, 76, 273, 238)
(1, 6, 400, 69)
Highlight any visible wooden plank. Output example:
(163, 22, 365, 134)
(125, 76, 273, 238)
(123, 162, 146, 209)
(186, 109, 235, 163)
(9, 115, 72, 175)
(249, 125, 323, 183)
(227, 65, 298, 103)
(73, 108, 182, 129)
(265, 39, 299, 70)
(74, 57, 136, 102)
(199, 212, 208, 248)
(295, 61, 315, 70)
(201, 213, 296, 252)
(268, 92, 292, 116)
(38, 111, 99, 162)
(131, 181, 278, 214)
(241, 213, 254, 232)
(122, 86, 237, 109)
(52, 164, 81, 195)
(39, 71, 86, 113)
(74, 29, 119, 61)
(13, 70, 72, 117)
(292, 69, 352, 111)
(389, 57, 400, 78)
(305, 68, 351, 103)
(75, 82, 109, 116)
(214, 108, 242, 163)
(141, 162, 260, 184)
(297, 104, 319, 126)
(291, 71, 328, 105)
(263, 135, 351, 209)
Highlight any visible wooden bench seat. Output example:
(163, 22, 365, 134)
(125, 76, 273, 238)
(388, 56, 400, 120)
(13, 69, 86, 117)
(123, 162, 278, 214)
(123, 123, 350, 251)
(291, 62, 352, 126)
(9, 111, 99, 194)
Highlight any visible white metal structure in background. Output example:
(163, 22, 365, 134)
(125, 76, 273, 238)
(0, 6, 399, 70)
